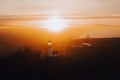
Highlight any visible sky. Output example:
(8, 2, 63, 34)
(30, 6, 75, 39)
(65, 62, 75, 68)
(0, 0, 120, 16)
(0, 0, 120, 39)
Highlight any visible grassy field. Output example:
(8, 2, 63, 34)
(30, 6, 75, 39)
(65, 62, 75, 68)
(0, 38, 120, 79)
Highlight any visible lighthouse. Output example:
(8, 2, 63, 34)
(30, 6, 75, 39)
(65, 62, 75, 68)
(47, 40, 53, 57)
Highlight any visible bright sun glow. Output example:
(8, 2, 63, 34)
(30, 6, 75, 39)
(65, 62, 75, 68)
(45, 15, 66, 32)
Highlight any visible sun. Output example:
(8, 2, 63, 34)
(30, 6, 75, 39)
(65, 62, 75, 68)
(45, 15, 66, 32)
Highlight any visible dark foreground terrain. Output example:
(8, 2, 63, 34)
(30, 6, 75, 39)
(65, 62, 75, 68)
(0, 38, 120, 80)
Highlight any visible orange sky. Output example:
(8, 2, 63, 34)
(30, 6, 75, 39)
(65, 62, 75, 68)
(0, 0, 120, 42)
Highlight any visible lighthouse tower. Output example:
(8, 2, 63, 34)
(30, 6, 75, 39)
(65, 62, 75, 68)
(47, 40, 53, 57)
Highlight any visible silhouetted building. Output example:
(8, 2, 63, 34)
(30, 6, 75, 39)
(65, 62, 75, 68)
(86, 35, 91, 39)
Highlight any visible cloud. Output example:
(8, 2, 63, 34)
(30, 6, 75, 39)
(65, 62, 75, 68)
(0, 0, 119, 15)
